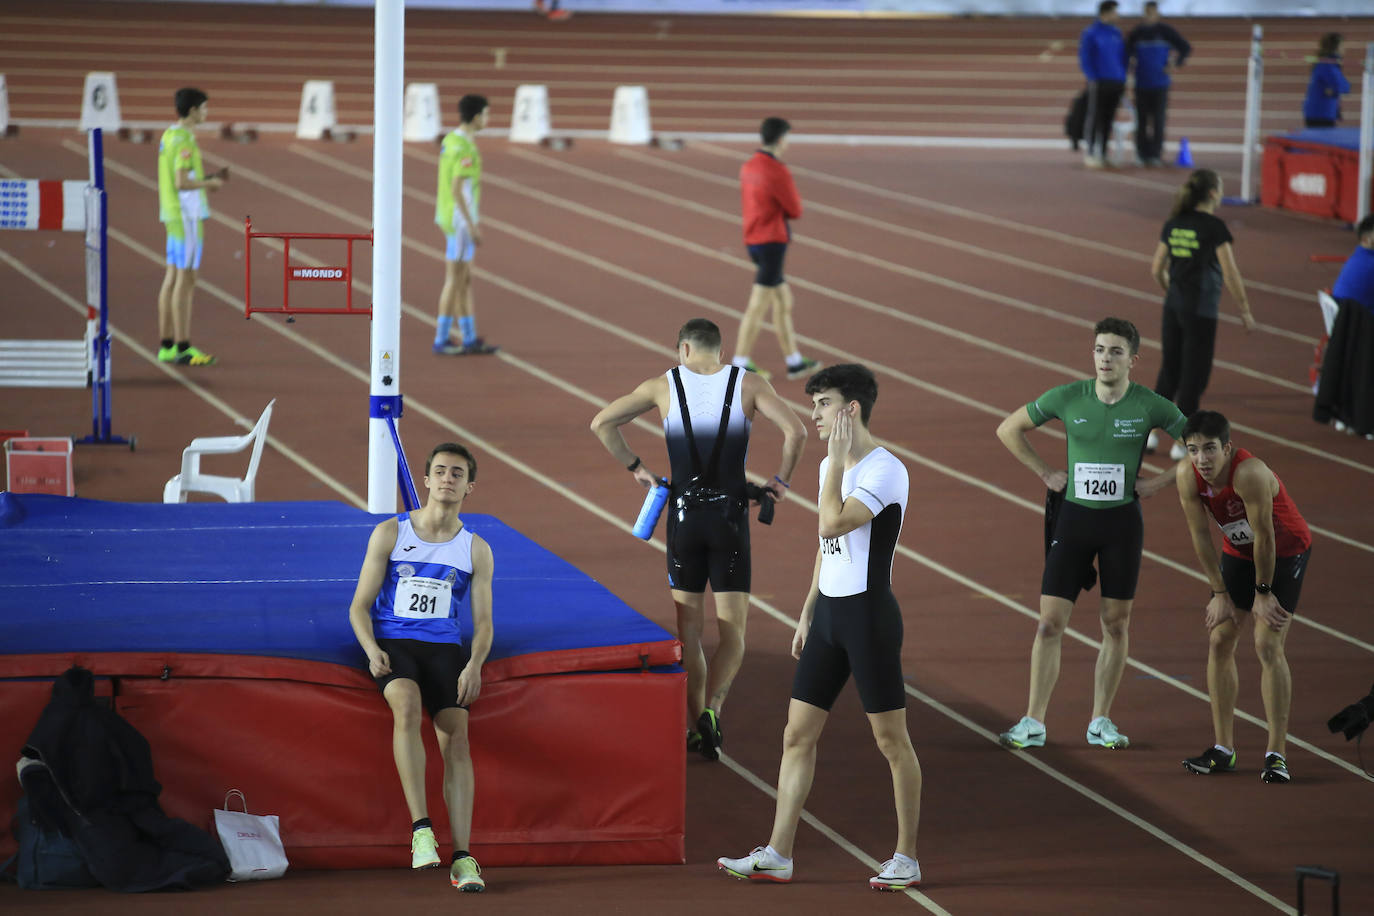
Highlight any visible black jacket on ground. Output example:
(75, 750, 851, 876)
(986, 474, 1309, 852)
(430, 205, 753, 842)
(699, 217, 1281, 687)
(18, 667, 229, 892)
(1314, 298, 1374, 437)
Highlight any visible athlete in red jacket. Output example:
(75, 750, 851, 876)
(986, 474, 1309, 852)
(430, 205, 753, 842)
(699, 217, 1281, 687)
(732, 117, 820, 382)
(1176, 409, 1312, 784)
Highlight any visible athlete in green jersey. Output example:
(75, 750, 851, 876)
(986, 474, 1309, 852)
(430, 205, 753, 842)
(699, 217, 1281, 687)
(432, 94, 496, 356)
(995, 317, 1185, 753)
(156, 87, 226, 366)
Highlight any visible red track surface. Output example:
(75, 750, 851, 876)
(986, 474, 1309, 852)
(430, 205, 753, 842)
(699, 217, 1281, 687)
(1, 4, 1372, 914)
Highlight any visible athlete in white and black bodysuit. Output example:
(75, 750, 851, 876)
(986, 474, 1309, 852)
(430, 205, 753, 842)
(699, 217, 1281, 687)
(718, 364, 924, 892)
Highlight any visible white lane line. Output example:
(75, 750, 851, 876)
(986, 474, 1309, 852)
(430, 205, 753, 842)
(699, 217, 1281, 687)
(44, 141, 1364, 909)
(689, 140, 1328, 317)
(281, 141, 1374, 649)
(418, 145, 1371, 478)
(18, 176, 947, 915)
(0, 248, 362, 508)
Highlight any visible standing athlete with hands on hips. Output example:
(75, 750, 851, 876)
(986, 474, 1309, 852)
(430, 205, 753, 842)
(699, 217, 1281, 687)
(997, 318, 1185, 753)
(719, 364, 924, 892)
(347, 443, 493, 892)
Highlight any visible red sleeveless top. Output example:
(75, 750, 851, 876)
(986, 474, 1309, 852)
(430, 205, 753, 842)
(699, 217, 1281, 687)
(1193, 447, 1311, 559)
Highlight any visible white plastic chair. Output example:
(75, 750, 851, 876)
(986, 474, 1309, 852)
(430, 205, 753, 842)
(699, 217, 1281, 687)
(1317, 289, 1340, 336)
(162, 399, 275, 503)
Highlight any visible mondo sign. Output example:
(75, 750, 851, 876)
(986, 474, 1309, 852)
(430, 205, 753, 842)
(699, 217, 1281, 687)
(290, 266, 347, 281)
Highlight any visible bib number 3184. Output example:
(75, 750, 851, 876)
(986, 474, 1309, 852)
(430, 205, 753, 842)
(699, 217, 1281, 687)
(1075, 462, 1125, 501)
(395, 576, 451, 619)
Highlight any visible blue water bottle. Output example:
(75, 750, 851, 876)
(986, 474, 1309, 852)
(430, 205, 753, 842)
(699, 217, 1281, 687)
(633, 479, 670, 540)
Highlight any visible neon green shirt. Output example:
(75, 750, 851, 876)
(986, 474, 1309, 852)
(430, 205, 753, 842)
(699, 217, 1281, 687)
(158, 125, 208, 223)
(1027, 380, 1186, 508)
(435, 129, 481, 231)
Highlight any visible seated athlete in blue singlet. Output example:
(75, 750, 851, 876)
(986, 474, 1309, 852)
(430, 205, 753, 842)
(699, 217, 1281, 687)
(346, 442, 494, 893)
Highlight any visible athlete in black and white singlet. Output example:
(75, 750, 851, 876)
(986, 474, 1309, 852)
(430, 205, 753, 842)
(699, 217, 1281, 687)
(663, 365, 754, 593)
(817, 447, 908, 598)
(663, 365, 751, 495)
(370, 513, 474, 645)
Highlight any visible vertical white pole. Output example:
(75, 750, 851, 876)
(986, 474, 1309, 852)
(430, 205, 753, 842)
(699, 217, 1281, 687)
(368, 0, 404, 513)
(1240, 25, 1263, 204)
(1357, 42, 1373, 225)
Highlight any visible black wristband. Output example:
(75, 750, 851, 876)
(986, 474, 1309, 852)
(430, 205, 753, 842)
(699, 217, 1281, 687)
(1254, 582, 1272, 595)
(626, 456, 642, 473)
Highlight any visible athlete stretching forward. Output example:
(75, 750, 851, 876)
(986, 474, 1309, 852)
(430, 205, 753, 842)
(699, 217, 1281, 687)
(997, 317, 1185, 752)
(719, 364, 923, 891)
(1176, 410, 1311, 783)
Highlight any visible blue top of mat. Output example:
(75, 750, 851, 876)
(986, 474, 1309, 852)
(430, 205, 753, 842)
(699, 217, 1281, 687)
(0, 494, 672, 672)
(1279, 127, 1360, 151)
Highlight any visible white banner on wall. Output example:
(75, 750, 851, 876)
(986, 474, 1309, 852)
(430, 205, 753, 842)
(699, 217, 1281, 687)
(109, 0, 1374, 17)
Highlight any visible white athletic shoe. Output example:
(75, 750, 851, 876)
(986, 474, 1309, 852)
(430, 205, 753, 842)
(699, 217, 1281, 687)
(1169, 441, 1188, 461)
(1145, 430, 1160, 453)
(410, 826, 441, 869)
(870, 855, 921, 891)
(999, 716, 1046, 749)
(1087, 716, 1130, 749)
(717, 845, 793, 883)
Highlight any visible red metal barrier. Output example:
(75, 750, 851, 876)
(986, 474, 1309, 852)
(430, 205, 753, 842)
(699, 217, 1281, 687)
(244, 216, 373, 317)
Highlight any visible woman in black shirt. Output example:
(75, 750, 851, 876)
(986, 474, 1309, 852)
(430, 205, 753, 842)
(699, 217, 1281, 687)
(1147, 168, 1256, 459)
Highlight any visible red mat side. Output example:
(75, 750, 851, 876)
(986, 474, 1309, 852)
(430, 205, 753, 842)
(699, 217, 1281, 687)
(0, 662, 685, 867)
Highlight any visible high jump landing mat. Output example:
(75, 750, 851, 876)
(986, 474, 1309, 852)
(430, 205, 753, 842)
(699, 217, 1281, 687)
(0, 493, 685, 868)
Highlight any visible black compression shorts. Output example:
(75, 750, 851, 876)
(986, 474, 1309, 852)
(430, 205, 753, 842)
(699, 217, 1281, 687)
(746, 242, 787, 287)
(666, 501, 751, 593)
(374, 637, 472, 717)
(1042, 499, 1144, 601)
(1221, 549, 1311, 614)
(792, 591, 906, 714)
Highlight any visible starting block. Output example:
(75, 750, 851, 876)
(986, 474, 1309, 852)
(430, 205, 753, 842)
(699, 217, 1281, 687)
(510, 84, 551, 144)
(79, 72, 121, 133)
(296, 80, 337, 140)
(5, 437, 75, 496)
(609, 85, 651, 145)
(404, 83, 442, 142)
(220, 123, 259, 143)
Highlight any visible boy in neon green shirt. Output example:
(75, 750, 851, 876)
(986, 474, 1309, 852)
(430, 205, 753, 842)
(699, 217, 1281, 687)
(157, 87, 226, 366)
(433, 95, 496, 356)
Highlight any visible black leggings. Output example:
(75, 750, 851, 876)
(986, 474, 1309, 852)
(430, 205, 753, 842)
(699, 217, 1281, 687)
(1134, 87, 1168, 161)
(1085, 80, 1125, 158)
(1155, 306, 1218, 419)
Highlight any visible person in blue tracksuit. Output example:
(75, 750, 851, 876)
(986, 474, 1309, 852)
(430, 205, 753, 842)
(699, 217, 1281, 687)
(1079, 0, 1128, 168)
(1303, 33, 1350, 128)
(1127, 2, 1191, 166)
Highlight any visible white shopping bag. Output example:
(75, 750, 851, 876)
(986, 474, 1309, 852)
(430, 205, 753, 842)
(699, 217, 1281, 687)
(213, 790, 288, 882)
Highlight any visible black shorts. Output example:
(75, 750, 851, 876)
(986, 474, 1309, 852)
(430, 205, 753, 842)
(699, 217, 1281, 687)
(374, 637, 471, 717)
(1042, 499, 1144, 602)
(746, 242, 787, 287)
(666, 500, 751, 593)
(1221, 549, 1310, 614)
(792, 591, 906, 714)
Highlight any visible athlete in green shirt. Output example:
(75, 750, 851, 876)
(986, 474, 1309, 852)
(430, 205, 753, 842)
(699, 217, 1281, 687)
(996, 317, 1185, 752)
(156, 87, 226, 366)
(433, 94, 496, 356)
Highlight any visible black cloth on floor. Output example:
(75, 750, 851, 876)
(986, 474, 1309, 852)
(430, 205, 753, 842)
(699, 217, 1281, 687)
(1314, 298, 1374, 437)
(19, 667, 230, 893)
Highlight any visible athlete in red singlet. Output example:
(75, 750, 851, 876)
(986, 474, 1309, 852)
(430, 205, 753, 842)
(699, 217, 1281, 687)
(1175, 410, 1312, 784)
